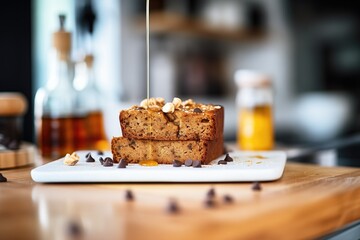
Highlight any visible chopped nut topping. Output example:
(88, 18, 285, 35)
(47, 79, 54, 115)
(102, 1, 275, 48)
(64, 152, 80, 166)
(155, 97, 165, 105)
(182, 99, 195, 107)
(147, 98, 157, 107)
(136, 98, 220, 112)
(162, 102, 175, 113)
(140, 99, 149, 109)
(172, 97, 182, 109)
(139, 98, 164, 111)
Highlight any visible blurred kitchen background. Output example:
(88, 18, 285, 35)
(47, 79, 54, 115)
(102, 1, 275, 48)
(1, 0, 360, 165)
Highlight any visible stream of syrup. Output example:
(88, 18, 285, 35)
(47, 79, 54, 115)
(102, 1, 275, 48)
(140, 0, 158, 167)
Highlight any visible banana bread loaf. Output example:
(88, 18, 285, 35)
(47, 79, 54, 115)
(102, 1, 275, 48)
(111, 136, 224, 164)
(120, 98, 224, 141)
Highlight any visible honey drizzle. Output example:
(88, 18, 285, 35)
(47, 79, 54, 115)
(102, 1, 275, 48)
(146, 0, 150, 100)
(140, 0, 157, 167)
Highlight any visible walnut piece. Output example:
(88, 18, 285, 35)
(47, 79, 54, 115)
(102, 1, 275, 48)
(182, 99, 195, 107)
(172, 97, 182, 109)
(64, 152, 80, 166)
(162, 102, 175, 113)
(140, 99, 149, 109)
(140, 98, 164, 111)
(156, 97, 165, 105)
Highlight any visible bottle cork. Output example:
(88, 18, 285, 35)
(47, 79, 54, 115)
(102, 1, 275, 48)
(52, 14, 72, 60)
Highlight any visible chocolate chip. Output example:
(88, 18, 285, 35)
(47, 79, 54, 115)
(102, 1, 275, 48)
(118, 159, 127, 168)
(217, 160, 227, 165)
(192, 160, 202, 168)
(207, 187, 215, 198)
(103, 157, 113, 167)
(184, 159, 193, 167)
(252, 181, 262, 191)
(97, 150, 104, 155)
(103, 162, 113, 167)
(86, 155, 95, 162)
(193, 108, 202, 113)
(85, 152, 91, 158)
(125, 189, 134, 201)
(99, 157, 104, 165)
(173, 160, 182, 167)
(66, 220, 82, 237)
(167, 199, 180, 214)
(204, 198, 216, 208)
(224, 153, 233, 162)
(223, 194, 234, 204)
(0, 173, 7, 182)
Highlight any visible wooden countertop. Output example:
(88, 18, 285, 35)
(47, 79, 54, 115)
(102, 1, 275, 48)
(1, 161, 360, 240)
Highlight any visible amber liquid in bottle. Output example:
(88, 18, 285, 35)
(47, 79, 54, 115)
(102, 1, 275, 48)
(39, 115, 87, 158)
(39, 112, 108, 158)
(238, 105, 274, 151)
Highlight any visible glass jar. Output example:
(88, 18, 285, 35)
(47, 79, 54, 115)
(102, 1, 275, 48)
(34, 15, 87, 158)
(235, 70, 274, 150)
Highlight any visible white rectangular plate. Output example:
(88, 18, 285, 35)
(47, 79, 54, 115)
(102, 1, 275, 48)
(31, 150, 286, 183)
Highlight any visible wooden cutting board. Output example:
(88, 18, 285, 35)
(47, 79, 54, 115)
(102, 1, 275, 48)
(1, 161, 360, 239)
(0, 143, 35, 169)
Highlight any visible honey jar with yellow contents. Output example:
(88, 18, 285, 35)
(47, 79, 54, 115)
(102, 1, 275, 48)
(235, 70, 274, 150)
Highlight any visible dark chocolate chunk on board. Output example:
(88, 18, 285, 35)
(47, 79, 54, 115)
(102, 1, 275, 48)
(125, 189, 134, 201)
(252, 181, 262, 191)
(184, 159, 193, 167)
(204, 198, 216, 208)
(223, 194, 234, 204)
(0, 173, 7, 182)
(167, 199, 180, 214)
(118, 159, 127, 168)
(86, 155, 95, 162)
(207, 187, 215, 198)
(173, 160, 182, 167)
(218, 160, 227, 165)
(66, 220, 82, 237)
(224, 153, 233, 162)
(103, 157, 113, 167)
(192, 160, 202, 168)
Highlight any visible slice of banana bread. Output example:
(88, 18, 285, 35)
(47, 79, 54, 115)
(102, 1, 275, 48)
(120, 98, 224, 141)
(111, 136, 224, 164)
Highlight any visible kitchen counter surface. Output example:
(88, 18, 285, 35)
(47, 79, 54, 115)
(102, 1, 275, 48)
(1, 160, 360, 240)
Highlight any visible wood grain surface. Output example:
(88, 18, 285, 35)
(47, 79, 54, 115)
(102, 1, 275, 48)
(0, 143, 35, 169)
(0, 161, 360, 240)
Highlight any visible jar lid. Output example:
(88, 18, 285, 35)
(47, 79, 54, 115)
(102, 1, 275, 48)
(235, 70, 271, 88)
(0, 93, 27, 116)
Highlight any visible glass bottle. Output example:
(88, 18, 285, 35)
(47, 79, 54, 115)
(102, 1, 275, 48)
(75, 54, 108, 150)
(235, 70, 274, 150)
(35, 15, 87, 158)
